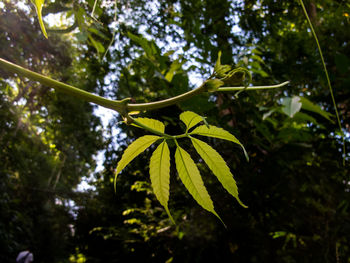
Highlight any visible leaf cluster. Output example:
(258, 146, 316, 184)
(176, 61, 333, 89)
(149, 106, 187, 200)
(115, 111, 248, 224)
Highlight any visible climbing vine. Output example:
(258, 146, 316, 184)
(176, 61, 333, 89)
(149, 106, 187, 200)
(0, 0, 344, 225)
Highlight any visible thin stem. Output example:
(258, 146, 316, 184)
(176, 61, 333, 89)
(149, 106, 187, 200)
(1, 58, 289, 119)
(91, 0, 98, 18)
(103, 0, 118, 60)
(298, 0, 345, 164)
(127, 81, 289, 111)
(217, 81, 290, 92)
(126, 81, 208, 112)
(173, 133, 188, 139)
(0, 58, 124, 113)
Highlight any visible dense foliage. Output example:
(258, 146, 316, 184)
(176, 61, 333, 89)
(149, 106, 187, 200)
(1, 0, 349, 262)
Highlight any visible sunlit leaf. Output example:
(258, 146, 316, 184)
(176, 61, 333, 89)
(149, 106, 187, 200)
(190, 125, 249, 161)
(175, 145, 223, 223)
(179, 111, 205, 131)
(133, 118, 165, 133)
(114, 135, 161, 190)
(190, 137, 247, 208)
(31, 0, 48, 38)
(282, 96, 302, 118)
(149, 140, 174, 223)
(165, 60, 182, 82)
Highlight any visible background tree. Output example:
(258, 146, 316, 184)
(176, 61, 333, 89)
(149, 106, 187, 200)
(0, 1, 105, 261)
(1, 0, 349, 262)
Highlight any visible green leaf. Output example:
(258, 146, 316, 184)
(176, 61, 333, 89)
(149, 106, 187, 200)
(88, 27, 109, 40)
(190, 137, 247, 208)
(127, 32, 154, 58)
(262, 108, 278, 120)
(175, 145, 223, 223)
(88, 35, 105, 53)
(299, 97, 334, 122)
(222, 67, 251, 86)
(133, 118, 165, 133)
(165, 60, 183, 82)
(251, 54, 265, 64)
(31, 0, 48, 38)
(149, 140, 174, 223)
(190, 125, 249, 161)
(214, 51, 222, 72)
(292, 112, 318, 124)
(179, 111, 205, 131)
(214, 51, 231, 78)
(206, 79, 224, 92)
(281, 96, 302, 118)
(114, 135, 161, 190)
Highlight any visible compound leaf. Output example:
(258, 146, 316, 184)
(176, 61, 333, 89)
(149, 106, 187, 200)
(180, 111, 205, 131)
(149, 140, 174, 223)
(31, 0, 48, 38)
(190, 125, 249, 161)
(175, 145, 223, 222)
(114, 135, 161, 190)
(190, 137, 247, 208)
(133, 118, 165, 133)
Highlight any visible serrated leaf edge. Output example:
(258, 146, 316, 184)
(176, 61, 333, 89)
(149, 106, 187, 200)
(149, 140, 174, 223)
(191, 137, 247, 208)
(180, 111, 204, 131)
(175, 145, 224, 225)
(190, 125, 249, 161)
(133, 117, 165, 133)
(114, 135, 161, 191)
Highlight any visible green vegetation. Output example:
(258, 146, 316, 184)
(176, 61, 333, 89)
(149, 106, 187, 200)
(0, 0, 349, 262)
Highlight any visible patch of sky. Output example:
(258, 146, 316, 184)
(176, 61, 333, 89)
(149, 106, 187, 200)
(44, 12, 75, 30)
(12, 0, 30, 14)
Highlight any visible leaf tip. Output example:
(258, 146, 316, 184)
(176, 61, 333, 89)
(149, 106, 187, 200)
(236, 197, 248, 208)
(242, 146, 249, 162)
(165, 206, 176, 225)
(113, 173, 118, 193)
(213, 211, 227, 228)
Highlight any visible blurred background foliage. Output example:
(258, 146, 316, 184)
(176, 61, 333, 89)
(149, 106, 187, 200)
(0, 0, 350, 262)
